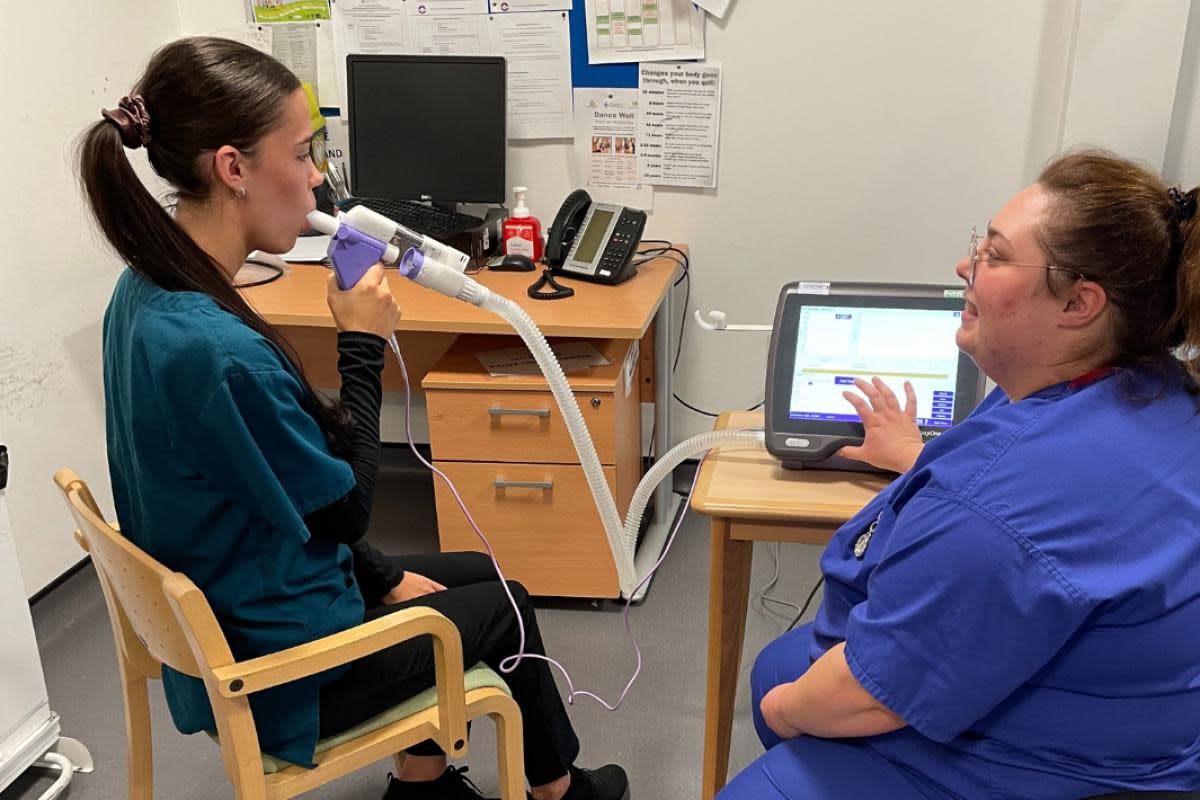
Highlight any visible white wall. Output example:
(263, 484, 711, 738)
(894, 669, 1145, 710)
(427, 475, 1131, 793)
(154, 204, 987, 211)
(4, 1, 1196, 596)
(178, 2, 1200, 441)
(0, 1, 182, 596)
(1167, 0, 1200, 183)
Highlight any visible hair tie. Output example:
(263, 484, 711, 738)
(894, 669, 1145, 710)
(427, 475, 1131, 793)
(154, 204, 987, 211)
(1168, 187, 1196, 221)
(100, 95, 152, 150)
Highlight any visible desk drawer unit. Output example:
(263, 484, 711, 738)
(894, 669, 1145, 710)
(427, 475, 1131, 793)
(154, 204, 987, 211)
(423, 335, 642, 598)
(426, 389, 618, 464)
(432, 462, 621, 597)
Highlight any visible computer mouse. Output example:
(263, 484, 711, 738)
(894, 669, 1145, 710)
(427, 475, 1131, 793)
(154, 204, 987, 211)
(487, 254, 537, 272)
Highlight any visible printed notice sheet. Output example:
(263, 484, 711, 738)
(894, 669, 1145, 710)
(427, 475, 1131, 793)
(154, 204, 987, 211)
(573, 88, 653, 209)
(245, 23, 275, 54)
(411, 14, 490, 53)
(332, 0, 410, 54)
(692, 0, 730, 18)
(490, 0, 572, 10)
(251, 0, 331, 23)
(330, 0, 410, 105)
(410, 0, 489, 14)
(488, 12, 573, 139)
(272, 23, 320, 87)
(584, 0, 705, 64)
(637, 61, 722, 188)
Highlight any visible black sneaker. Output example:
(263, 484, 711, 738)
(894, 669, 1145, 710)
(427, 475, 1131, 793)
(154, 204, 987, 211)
(560, 764, 630, 800)
(382, 766, 498, 800)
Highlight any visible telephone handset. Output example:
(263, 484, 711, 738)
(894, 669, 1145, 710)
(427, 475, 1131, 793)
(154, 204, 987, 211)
(544, 189, 647, 285)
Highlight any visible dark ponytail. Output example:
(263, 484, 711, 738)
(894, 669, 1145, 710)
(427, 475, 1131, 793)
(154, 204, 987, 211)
(1171, 198, 1200, 381)
(1036, 149, 1200, 395)
(78, 37, 352, 455)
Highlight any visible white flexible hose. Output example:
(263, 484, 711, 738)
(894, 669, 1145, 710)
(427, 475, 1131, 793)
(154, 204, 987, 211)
(473, 288, 766, 594)
(391, 246, 769, 596)
(478, 291, 638, 593)
(621, 429, 764, 555)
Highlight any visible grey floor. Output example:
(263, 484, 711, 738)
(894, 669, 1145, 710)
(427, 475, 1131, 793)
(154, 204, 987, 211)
(4, 450, 824, 800)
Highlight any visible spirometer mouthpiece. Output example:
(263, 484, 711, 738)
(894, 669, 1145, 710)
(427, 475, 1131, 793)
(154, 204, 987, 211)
(306, 210, 340, 236)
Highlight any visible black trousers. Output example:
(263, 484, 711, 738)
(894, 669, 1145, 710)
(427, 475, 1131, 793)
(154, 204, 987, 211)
(317, 550, 580, 786)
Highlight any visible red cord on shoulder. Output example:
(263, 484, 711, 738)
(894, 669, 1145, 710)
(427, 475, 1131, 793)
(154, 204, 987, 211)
(1068, 366, 1114, 389)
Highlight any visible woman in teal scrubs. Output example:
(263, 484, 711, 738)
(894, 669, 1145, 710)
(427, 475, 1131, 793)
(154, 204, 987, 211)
(79, 37, 628, 800)
(719, 151, 1200, 799)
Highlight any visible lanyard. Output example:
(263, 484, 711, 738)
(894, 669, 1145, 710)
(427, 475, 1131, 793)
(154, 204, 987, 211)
(1068, 366, 1114, 390)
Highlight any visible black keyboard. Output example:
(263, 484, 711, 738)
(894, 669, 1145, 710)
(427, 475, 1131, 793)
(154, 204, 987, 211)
(342, 197, 483, 236)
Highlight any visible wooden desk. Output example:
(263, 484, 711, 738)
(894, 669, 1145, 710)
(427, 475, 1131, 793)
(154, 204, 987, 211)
(242, 257, 679, 393)
(690, 411, 890, 799)
(240, 252, 685, 600)
(242, 258, 678, 338)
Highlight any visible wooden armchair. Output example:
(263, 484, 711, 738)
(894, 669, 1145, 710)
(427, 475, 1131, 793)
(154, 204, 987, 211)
(52, 468, 525, 799)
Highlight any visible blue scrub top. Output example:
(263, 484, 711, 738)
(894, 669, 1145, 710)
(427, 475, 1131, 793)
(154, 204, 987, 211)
(102, 270, 361, 767)
(811, 368, 1200, 797)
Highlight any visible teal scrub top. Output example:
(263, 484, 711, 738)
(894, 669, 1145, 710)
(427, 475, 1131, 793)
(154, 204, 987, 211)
(102, 269, 362, 767)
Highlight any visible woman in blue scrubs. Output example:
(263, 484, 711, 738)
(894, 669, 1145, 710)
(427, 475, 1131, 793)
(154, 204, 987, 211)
(79, 37, 627, 800)
(720, 151, 1200, 799)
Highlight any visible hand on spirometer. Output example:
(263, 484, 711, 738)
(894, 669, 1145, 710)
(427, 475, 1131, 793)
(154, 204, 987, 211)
(326, 264, 401, 338)
(837, 377, 924, 473)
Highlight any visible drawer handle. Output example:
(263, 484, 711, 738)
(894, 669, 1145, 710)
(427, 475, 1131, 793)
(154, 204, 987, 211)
(488, 407, 551, 418)
(493, 480, 554, 490)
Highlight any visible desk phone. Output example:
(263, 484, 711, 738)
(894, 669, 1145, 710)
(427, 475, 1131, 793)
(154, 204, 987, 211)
(544, 190, 646, 285)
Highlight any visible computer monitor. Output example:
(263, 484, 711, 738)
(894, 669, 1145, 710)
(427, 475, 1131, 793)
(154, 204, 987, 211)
(346, 54, 507, 205)
(764, 282, 986, 471)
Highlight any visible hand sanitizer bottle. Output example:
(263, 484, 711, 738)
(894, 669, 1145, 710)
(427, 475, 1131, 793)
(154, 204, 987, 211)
(502, 186, 543, 261)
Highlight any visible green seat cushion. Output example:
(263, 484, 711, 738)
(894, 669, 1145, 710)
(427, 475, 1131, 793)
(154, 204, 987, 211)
(209, 663, 510, 774)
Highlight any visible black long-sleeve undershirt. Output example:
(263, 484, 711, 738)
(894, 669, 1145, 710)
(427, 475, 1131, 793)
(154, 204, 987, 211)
(300, 332, 406, 600)
(303, 331, 386, 545)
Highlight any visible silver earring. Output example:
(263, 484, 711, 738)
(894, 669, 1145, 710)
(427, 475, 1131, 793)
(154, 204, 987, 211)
(237, 187, 246, 199)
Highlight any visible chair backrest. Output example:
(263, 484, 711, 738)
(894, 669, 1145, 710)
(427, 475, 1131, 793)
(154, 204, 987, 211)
(52, 468, 203, 679)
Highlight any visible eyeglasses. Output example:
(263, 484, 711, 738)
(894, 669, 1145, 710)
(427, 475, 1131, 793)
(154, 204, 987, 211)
(966, 227, 1086, 287)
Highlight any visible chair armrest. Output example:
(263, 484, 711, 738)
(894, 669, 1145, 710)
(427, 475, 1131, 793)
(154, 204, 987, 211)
(211, 605, 463, 699)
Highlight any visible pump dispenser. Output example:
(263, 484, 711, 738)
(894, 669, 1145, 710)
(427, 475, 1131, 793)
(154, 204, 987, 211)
(503, 186, 543, 261)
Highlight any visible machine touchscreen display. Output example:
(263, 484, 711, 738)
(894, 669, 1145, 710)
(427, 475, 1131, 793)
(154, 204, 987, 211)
(788, 305, 964, 428)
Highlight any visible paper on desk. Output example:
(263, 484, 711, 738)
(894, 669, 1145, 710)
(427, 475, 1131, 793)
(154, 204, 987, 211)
(572, 88, 653, 209)
(637, 61, 722, 188)
(488, 11, 573, 139)
(477, 342, 610, 376)
(584, 0, 705, 64)
(282, 234, 332, 262)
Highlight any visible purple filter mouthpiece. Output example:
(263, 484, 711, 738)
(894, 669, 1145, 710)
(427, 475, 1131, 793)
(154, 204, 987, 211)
(399, 248, 425, 280)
